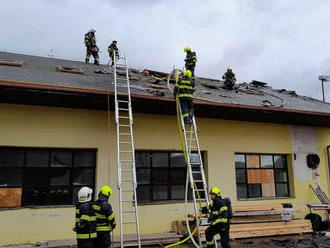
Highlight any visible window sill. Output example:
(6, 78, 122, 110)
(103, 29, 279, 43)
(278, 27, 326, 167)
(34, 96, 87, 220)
(237, 196, 294, 201)
(138, 200, 192, 206)
(0, 204, 75, 211)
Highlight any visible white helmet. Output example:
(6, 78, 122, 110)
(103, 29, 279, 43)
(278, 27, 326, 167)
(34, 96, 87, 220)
(78, 187, 93, 203)
(89, 28, 96, 33)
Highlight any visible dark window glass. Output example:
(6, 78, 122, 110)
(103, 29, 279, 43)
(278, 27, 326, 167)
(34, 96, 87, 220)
(275, 169, 288, 182)
(136, 169, 150, 184)
(0, 168, 23, 186)
(170, 153, 185, 167)
(26, 150, 49, 167)
(235, 169, 246, 183)
(136, 151, 204, 203)
(276, 183, 289, 197)
(51, 150, 72, 167)
(171, 185, 185, 199)
(260, 155, 273, 168)
(50, 169, 70, 186)
(136, 185, 151, 203)
(24, 168, 49, 186)
(235, 154, 245, 168)
(237, 184, 247, 198)
(72, 169, 94, 186)
(274, 155, 286, 168)
(248, 184, 261, 198)
(74, 151, 94, 167)
(152, 169, 168, 184)
(0, 149, 24, 167)
(153, 185, 167, 200)
(189, 153, 200, 164)
(152, 153, 168, 167)
(135, 152, 150, 168)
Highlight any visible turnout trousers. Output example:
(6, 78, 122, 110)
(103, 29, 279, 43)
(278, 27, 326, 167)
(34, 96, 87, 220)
(179, 97, 194, 125)
(205, 223, 230, 248)
(86, 47, 99, 64)
(77, 239, 95, 248)
(96, 231, 111, 248)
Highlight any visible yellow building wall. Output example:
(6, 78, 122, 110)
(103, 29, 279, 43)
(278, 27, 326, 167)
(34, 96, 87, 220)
(0, 103, 329, 245)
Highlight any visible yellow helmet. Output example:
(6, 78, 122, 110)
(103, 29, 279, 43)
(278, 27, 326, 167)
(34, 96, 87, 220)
(101, 185, 113, 197)
(209, 187, 221, 197)
(184, 70, 192, 78)
(184, 46, 191, 52)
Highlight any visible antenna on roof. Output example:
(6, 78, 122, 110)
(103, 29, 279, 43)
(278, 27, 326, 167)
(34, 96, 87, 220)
(318, 75, 330, 102)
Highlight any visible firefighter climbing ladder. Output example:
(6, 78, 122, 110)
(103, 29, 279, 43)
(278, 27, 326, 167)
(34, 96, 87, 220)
(177, 101, 217, 248)
(113, 54, 141, 248)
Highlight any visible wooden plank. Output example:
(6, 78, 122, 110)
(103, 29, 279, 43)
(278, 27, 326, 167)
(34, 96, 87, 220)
(262, 183, 276, 197)
(0, 188, 22, 207)
(246, 155, 260, 168)
(231, 215, 282, 223)
(247, 169, 274, 184)
(233, 204, 283, 212)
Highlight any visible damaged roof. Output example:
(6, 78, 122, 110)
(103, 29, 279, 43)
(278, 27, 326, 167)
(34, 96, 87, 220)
(0, 51, 330, 126)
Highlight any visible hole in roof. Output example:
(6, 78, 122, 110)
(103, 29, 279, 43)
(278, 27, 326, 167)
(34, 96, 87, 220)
(56, 66, 84, 75)
(0, 59, 24, 67)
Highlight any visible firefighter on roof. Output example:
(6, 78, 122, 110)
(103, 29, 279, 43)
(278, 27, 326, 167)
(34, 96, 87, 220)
(84, 28, 99, 65)
(184, 46, 197, 77)
(108, 40, 119, 66)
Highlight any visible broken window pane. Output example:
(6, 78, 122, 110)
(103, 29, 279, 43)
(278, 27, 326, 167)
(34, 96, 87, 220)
(235, 154, 245, 168)
(260, 155, 273, 168)
(50, 169, 70, 186)
(72, 169, 94, 186)
(51, 150, 72, 167)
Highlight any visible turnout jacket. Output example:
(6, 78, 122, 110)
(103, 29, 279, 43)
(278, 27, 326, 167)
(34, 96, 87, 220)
(84, 32, 97, 48)
(108, 44, 119, 57)
(208, 196, 229, 225)
(174, 75, 195, 99)
(75, 201, 97, 239)
(222, 71, 236, 84)
(93, 193, 116, 232)
(185, 50, 197, 67)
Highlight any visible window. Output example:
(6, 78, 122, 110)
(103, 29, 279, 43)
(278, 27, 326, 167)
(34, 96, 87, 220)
(136, 151, 202, 203)
(0, 147, 96, 207)
(235, 154, 290, 199)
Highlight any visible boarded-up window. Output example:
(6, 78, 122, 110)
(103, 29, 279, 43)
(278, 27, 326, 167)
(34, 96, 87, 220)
(235, 154, 289, 199)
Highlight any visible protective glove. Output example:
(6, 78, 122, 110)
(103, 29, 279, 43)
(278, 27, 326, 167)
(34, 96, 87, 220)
(200, 206, 209, 214)
(111, 223, 116, 231)
(207, 215, 216, 223)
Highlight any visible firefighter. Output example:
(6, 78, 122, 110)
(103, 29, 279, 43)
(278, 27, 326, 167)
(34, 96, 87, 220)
(74, 186, 97, 248)
(108, 40, 119, 66)
(84, 28, 99, 65)
(184, 46, 197, 77)
(201, 187, 231, 248)
(174, 70, 195, 125)
(222, 67, 236, 90)
(93, 185, 116, 248)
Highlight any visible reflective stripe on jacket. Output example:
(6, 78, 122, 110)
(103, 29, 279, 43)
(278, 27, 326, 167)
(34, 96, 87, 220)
(185, 51, 197, 67)
(209, 197, 229, 225)
(75, 202, 97, 239)
(84, 32, 96, 48)
(174, 75, 195, 99)
(93, 193, 116, 232)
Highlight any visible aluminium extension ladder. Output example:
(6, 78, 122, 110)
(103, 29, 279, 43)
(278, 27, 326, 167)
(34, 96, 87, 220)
(113, 54, 141, 248)
(178, 106, 217, 248)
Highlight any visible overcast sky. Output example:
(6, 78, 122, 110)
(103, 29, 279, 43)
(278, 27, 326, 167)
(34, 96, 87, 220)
(1, 0, 330, 101)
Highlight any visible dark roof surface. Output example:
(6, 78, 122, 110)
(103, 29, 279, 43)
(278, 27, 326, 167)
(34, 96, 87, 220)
(0, 51, 330, 127)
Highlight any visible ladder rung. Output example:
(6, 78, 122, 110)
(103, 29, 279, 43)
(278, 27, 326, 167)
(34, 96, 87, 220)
(197, 198, 207, 201)
(122, 200, 134, 202)
(121, 160, 134, 162)
(119, 116, 130, 119)
(122, 189, 134, 192)
(122, 169, 133, 172)
(118, 100, 129, 103)
(119, 141, 131, 144)
(190, 162, 200, 165)
(120, 151, 132, 153)
(123, 232, 137, 236)
(117, 84, 128, 87)
(192, 171, 201, 174)
(194, 180, 204, 183)
(123, 244, 139, 247)
(194, 189, 205, 192)
(123, 210, 136, 213)
(119, 133, 130, 135)
(122, 179, 133, 182)
(119, 108, 129, 111)
(119, 124, 130, 127)
(123, 221, 136, 224)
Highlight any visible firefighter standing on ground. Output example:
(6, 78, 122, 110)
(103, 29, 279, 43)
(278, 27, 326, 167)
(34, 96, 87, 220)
(184, 46, 197, 77)
(222, 67, 236, 90)
(108, 40, 119, 66)
(201, 187, 231, 248)
(84, 28, 99, 65)
(174, 70, 195, 125)
(93, 185, 116, 248)
(74, 187, 97, 248)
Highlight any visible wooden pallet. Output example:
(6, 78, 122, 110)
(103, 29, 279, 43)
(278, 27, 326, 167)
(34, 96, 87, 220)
(233, 204, 283, 212)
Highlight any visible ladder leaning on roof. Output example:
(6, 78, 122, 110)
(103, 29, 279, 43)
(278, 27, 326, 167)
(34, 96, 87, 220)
(113, 54, 141, 248)
(173, 85, 217, 247)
